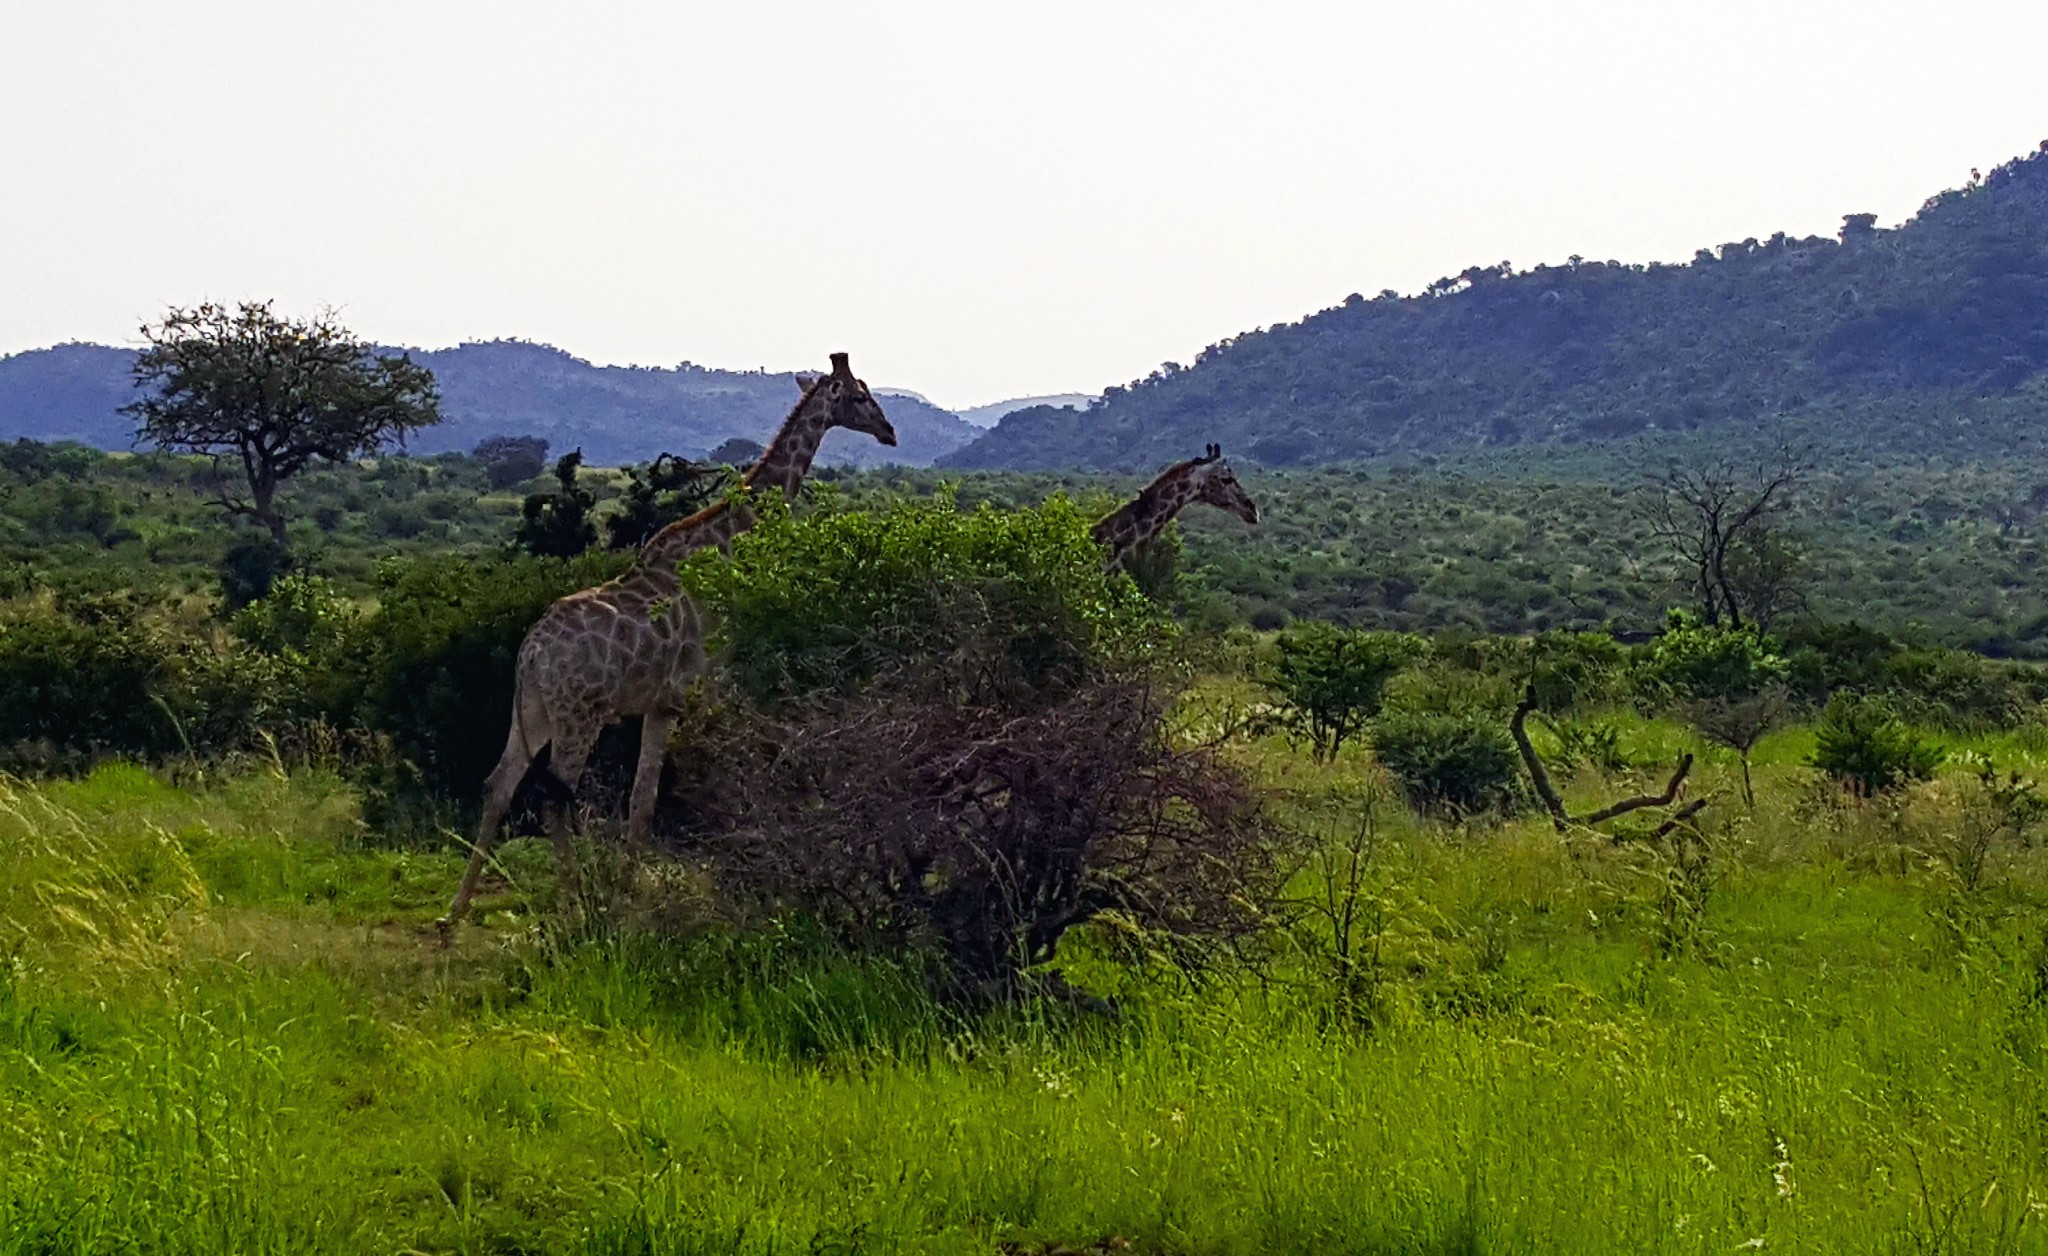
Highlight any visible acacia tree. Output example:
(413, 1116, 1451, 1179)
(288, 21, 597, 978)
(125, 302, 440, 545)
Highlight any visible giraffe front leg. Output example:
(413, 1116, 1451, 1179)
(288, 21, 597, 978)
(627, 712, 673, 846)
(544, 736, 594, 922)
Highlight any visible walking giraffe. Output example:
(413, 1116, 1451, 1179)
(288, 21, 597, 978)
(1091, 444, 1260, 574)
(440, 353, 896, 934)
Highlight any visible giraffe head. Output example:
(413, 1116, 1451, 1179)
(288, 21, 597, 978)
(1187, 444, 1260, 524)
(795, 352, 897, 447)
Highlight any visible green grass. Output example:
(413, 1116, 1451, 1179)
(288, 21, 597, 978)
(2, 741, 2047, 1254)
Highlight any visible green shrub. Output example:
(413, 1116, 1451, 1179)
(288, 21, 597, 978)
(1266, 622, 1425, 760)
(1810, 693, 1946, 795)
(1528, 630, 1631, 712)
(232, 572, 360, 662)
(334, 551, 627, 796)
(682, 493, 1162, 707)
(1877, 647, 2029, 729)
(1371, 709, 1523, 815)
(513, 451, 598, 558)
(0, 594, 282, 763)
(1636, 612, 1788, 708)
(217, 534, 294, 610)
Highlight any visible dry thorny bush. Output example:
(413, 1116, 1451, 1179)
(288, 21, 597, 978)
(650, 668, 1287, 1001)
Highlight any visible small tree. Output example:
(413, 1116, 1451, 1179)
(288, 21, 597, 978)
(513, 450, 597, 558)
(1640, 613, 1791, 805)
(603, 453, 730, 551)
(125, 302, 440, 545)
(1722, 523, 1812, 635)
(473, 435, 550, 490)
(1267, 623, 1424, 761)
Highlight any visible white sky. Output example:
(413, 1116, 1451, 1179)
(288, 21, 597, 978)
(2, 1, 2044, 411)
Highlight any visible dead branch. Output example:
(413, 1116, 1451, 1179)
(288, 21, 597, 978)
(1512, 686, 1697, 836)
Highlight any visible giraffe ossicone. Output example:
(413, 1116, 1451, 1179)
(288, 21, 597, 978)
(439, 352, 897, 936)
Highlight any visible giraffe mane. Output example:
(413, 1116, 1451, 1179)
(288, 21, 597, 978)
(744, 374, 831, 492)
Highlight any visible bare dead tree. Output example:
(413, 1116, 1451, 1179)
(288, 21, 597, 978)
(679, 672, 1286, 1000)
(1641, 454, 1806, 629)
(1510, 687, 1709, 839)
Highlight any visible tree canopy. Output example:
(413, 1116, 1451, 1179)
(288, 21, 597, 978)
(124, 302, 440, 544)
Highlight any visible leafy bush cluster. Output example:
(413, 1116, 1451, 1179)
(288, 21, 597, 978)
(666, 494, 1268, 992)
(1810, 693, 1947, 795)
(0, 593, 285, 769)
(682, 493, 1164, 707)
(1253, 609, 2035, 817)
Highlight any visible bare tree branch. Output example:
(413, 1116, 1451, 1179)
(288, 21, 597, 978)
(1511, 686, 1698, 835)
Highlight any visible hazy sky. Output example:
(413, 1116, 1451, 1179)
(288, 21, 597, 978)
(3, 2, 2044, 410)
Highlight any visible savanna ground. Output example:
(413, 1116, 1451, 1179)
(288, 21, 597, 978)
(5, 694, 2046, 1255)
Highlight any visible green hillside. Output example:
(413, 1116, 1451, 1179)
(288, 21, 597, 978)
(944, 144, 2048, 471)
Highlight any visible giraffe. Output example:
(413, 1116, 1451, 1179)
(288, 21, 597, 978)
(1091, 444, 1260, 575)
(439, 352, 896, 934)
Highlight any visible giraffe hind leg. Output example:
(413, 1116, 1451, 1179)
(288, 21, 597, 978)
(441, 728, 545, 940)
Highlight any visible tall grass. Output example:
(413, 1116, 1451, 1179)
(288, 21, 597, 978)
(1, 745, 2046, 1253)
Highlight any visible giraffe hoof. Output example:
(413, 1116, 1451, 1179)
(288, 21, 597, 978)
(434, 916, 457, 949)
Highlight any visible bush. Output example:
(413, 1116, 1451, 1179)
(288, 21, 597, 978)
(1371, 709, 1524, 815)
(0, 594, 282, 764)
(1877, 647, 2030, 729)
(231, 572, 361, 697)
(1266, 622, 1425, 760)
(668, 493, 1275, 996)
(473, 435, 550, 490)
(217, 534, 295, 610)
(334, 551, 627, 797)
(1528, 630, 1631, 712)
(1637, 612, 1788, 708)
(1810, 693, 1946, 795)
(682, 493, 1162, 707)
(694, 675, 1280, 994)
(604, 454, 729, 551)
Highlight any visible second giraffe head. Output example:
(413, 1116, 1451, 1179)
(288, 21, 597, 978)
(1189, 443, 1260, 524)
(795, 352, 898, 447)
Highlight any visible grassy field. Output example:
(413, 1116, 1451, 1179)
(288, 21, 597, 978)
(4, 715, 2048, 1254)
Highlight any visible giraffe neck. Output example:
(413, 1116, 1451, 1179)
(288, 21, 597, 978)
(629, 392, 831, 581)
(1092, 470, 1197, 573)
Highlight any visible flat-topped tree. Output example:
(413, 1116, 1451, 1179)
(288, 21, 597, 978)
(1091, 444, 1261, 576)
(440, 353, 897, 935)
(124, 302, 440, 546)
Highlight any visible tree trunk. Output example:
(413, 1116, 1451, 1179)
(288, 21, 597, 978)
(250, 473, 286, 545)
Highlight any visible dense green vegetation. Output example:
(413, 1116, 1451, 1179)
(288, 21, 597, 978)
(18, 434, 2048, 649)
(946, 145, 2048, 471)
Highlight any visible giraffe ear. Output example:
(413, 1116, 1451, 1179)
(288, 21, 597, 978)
(794, 372, 821, 393)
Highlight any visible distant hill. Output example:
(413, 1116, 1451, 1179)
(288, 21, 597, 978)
(0, 340, 977, 468)
(957, 394, 1094, 428)
(944, 144, 2048, 471)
